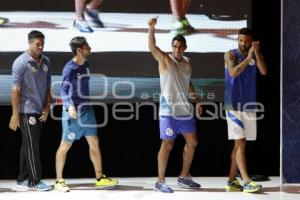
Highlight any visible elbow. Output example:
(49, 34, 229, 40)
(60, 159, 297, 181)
(148, 44, 155, 51)
(11, 85, 21, 94)
(229, 71, 237, 78)
(260, 68, 268, 76)
(262, 68, 268, 75)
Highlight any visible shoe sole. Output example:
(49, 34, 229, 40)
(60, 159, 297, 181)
(170, 29, 196, 36)
(225, 187, 243, 192)
(177, 182, 201, 189)
(54, 187, 70, 192)
(243, 188, 262, 193)
(243, 187, 262, 193)
(74, 27, 94, 33)
(95, 183, 118, 189)
(28, 187, 52, 192)
(154, 188, 173, 193)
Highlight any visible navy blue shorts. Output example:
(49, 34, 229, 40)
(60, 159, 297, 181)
(159, 115, 196, 140)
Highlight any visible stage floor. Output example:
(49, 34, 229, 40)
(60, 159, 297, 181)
(0, 177, 299, 200)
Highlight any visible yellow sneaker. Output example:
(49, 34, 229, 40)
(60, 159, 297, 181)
(54, 179, 70, 192)
(0, 17, 8, 25)
(95, 175, 118, 187)
(243, 181, 262, 193)
(225, 178, 243, 192)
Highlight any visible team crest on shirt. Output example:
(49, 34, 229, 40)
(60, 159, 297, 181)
(42, 64, 48, 72)
(31, 66, 37, 73)
(68, 132, 76, 140)
(28, 116, 36, 125)
(166, 128, 174, 136)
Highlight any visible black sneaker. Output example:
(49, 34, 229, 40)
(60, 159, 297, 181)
(177, 176, 201, 189)
(85, 8, 104, 28)
(225, 178, 243, 192)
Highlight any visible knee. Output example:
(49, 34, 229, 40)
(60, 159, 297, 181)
(89, 142, 100, 153)
(87, 136, 100, 150)
(57, 144, 71, 154)
(186, 138, 198, 149)
(234, 140, 246, 150)
(161, 141, 174, 152)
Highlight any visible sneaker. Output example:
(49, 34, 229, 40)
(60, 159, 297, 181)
(30, 181, 52, 191)
(0, 17, 9, 25)
(171, 19, 196, 35)
(95, 175, 118, 187)
(85, 8, 104, 28)
(54, 179, 70, 192)
(225, 178, 243, 192)
(155, 181, 173, 193)
(73, 19, 94, 33)
(177, 176, 201, 189)
(16, 180, 29, 190)
(243, 181, 262, 193)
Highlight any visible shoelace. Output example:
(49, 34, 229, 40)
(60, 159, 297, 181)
(159, 182, 170, 189)
(180, 176, 192, 181)
(99, 175, 113, 181)
(57, 180, 67, 187)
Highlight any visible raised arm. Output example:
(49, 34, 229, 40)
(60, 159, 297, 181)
(252, 41, 267, 75)
(148, 17, 169, 74)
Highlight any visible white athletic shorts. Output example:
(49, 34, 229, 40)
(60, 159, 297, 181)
(226, 110, 257, 141)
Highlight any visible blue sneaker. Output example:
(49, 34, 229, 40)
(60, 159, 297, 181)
(31, 181, 52, 191)
(85, 8, 104, 28)
(177, 176, 201, 189)
(73, 20, 94, 33)
(16, 180, 29, 190)
(155, 181, 174, 193)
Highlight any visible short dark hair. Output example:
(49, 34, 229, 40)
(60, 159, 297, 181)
(28, 30, 45, 42)
(69, 36, 88, 55)
(238, 28, 253, 37)
(172, 34, 187, 47)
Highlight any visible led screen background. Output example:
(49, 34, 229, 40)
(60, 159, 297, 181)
(0, 0, 251, 104)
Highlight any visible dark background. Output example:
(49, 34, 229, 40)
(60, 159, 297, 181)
(282, 0, 300, 183)
(0, 0, 280, 179)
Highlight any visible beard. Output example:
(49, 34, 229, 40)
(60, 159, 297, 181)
(238, 45, 251, 53)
